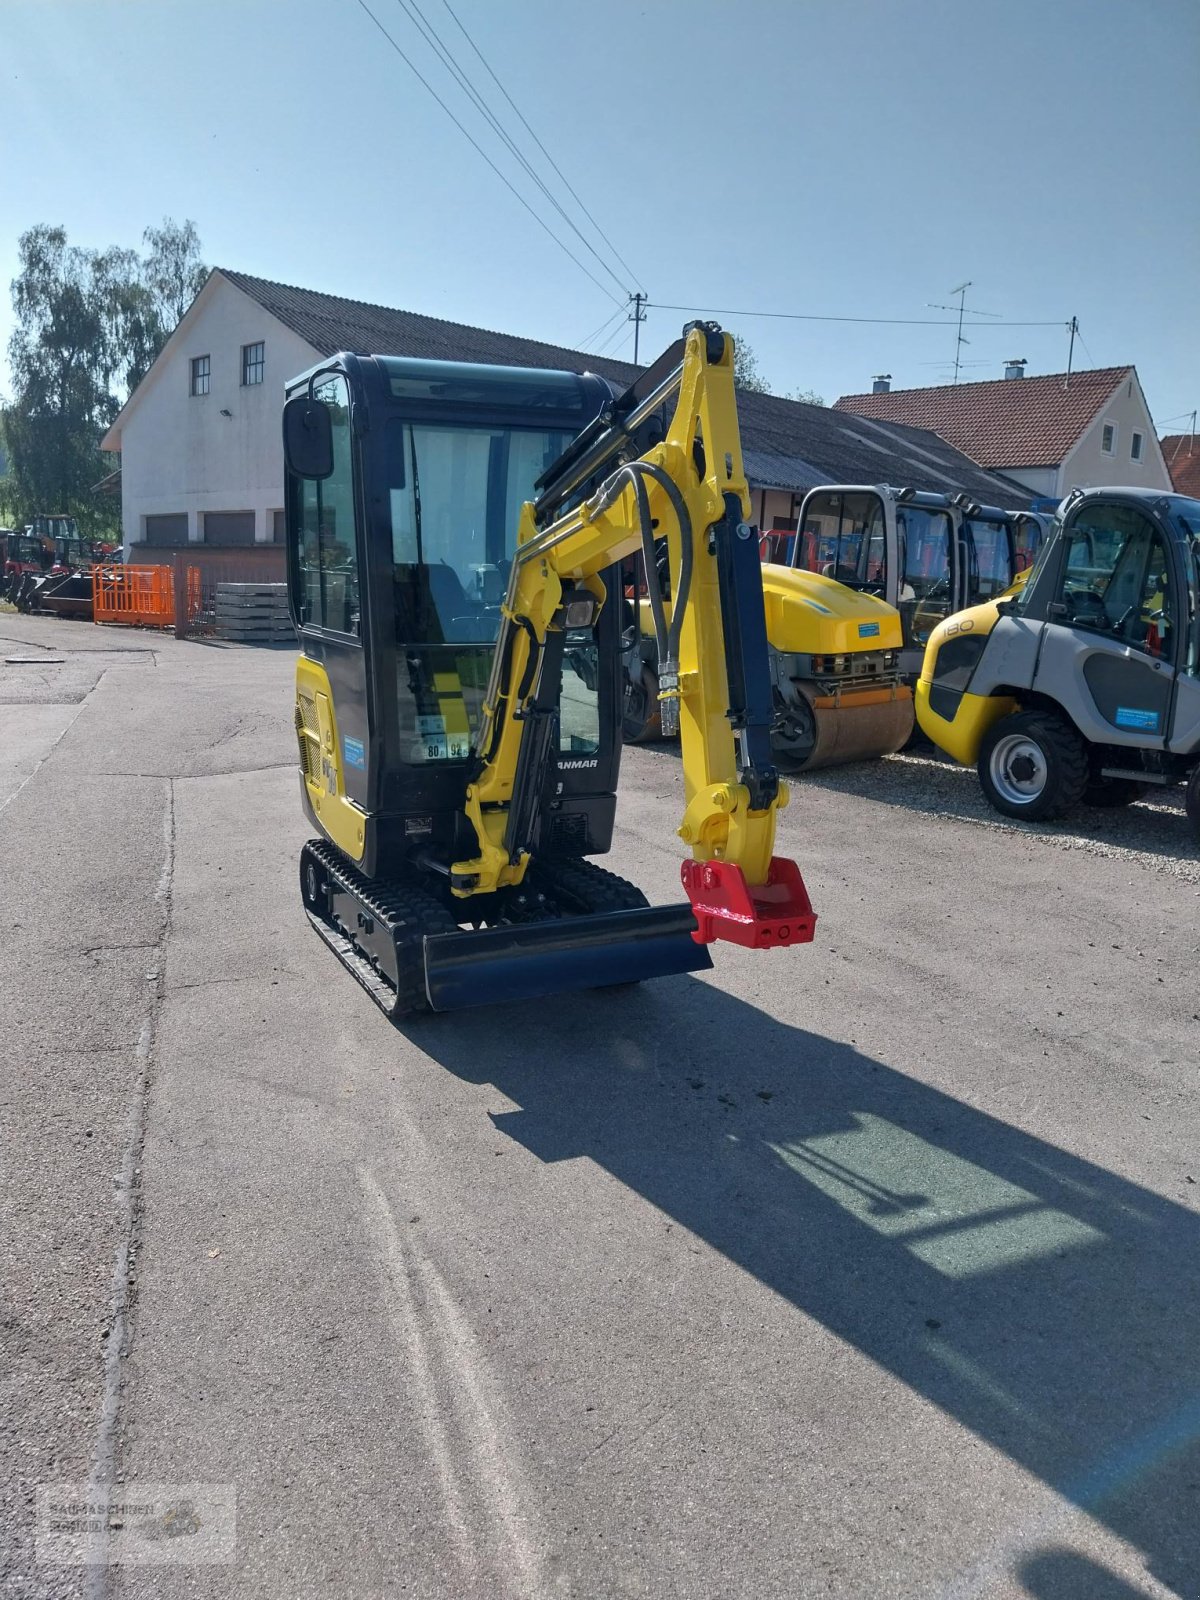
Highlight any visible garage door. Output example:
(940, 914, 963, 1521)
(143, 513, 189, 546)
(204, 512, 256, 546)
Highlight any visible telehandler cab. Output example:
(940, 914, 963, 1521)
(915, 487, 1200, 835)
(283, 324, 815, 1017)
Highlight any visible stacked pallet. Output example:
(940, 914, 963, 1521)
(214, 582, 295, 644)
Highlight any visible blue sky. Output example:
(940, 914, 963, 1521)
(3, 0, 1197, 427)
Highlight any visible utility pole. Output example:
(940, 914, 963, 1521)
(1066, 316, 1078, 387)
(628, 292, 647, 364)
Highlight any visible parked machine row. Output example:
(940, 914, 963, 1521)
(622, 482, 1047, 771)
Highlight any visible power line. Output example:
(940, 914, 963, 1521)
(439, 0, 644, 294)
(393, 0, 632, 299)
(575, 305, 626, 351)
(352, 0, 622, 306)
(648, 301, 1068, 328)
(592, 318, 632, 360)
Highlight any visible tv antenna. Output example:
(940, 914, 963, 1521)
(927, 282, 1001, 383)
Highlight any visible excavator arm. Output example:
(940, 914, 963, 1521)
(450, 323, 814, 951)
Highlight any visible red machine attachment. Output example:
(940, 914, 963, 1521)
(681, 857, 817, 949)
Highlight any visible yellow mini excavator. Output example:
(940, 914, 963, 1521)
(282, 325, 816, 1017)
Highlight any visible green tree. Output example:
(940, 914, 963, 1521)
(1, 218, 207, 533)
(732, 338, 772, 394)
(142, 218, 208, 328)
(2, 225, 118, 532)
(789, 387, 826, 406)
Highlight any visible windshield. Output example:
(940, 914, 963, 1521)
(384, 419, 584, 763)
(387, 419, 574, 645)
(964, 518, 1014, 601)
(795, 490, 887, 590)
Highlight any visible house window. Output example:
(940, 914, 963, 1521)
(190, 355, 210, 397)
(1101, 421, 1117, 455)
(1131, 430, 1144, 462)
(242, 342, 264, 386)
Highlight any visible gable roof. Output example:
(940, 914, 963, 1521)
(221, 269, 643, 390)
(223, 271, 1029, 506)
(730, 389, 1029, 507)
(834, 367, 1132, 469)
(104, 267, 1029, 509)
(1160, 433, 1200, 499)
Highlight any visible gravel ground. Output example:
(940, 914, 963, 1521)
(808, 748, 1199, 883)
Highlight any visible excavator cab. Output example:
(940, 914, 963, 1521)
(284, 355, 622, 882)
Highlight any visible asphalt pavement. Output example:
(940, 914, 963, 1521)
(2, 611, 1197, 1600)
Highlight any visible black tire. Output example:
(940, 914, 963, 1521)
(1186, 767, 1200, 845)
(1083, 776, 1147, 808)
(622, 666, 663, 744)
(977, 710, 1089, 821)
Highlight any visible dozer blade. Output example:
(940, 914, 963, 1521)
(423, 903, 712, 1012)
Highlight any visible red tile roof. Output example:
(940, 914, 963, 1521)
(834, 367, 1131, 469)
(1160, 434, 1200, 499)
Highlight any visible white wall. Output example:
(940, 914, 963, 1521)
(108, 275, 319, 550)
(1057, 372, 1170, 494)
(1000, 464, 1060, 497)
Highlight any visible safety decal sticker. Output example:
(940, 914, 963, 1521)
(343, 735, 366, 769)
(857, 622, 881, 638)
(1114, 707, 1159, 732)
(417, 714, 447, 738)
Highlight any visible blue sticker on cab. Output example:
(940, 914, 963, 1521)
(343, 735, 366, 769)
(858, 621, 881, 638)
(1114, 707, 1159, 731)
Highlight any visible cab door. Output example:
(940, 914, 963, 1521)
(895, 504, 956, 674)
(287, 372, 372, 813)
(1031, 499, 1179, 748)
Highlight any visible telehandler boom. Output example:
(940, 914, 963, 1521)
(283, 324, 815, 1016)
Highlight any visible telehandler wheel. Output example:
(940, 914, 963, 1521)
(978, 710, 1089, 821)
(1084, 776, 1147, 808)
(1185, 766, 1200, 844)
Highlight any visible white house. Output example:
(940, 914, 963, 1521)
(834, 363, 1171, 498)
(103, 268, 1035, 561)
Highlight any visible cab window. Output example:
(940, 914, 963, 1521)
(796, 491, 886, 590)
(1057, 503, 1174, 659)
(293, 375, 359, 635)
(965, 518, 1013, 601)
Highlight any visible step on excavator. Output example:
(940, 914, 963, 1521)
(623, 482, 1045, 772)
(915, 486, 1200, 836)
(283, 324, 816, 1016)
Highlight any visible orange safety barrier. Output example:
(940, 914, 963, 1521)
(92, 564, 202, 629)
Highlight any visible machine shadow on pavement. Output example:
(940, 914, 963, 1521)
(404, 978, 1199, 1598)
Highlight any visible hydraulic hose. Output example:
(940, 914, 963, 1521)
(588, 460, 694, 736)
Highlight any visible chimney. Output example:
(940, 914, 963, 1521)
(1004, 358, 1027, 380)
(871, 373, 892, 394)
